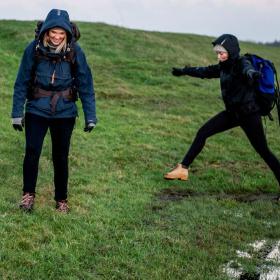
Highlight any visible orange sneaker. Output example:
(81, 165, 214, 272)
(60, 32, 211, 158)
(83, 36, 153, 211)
(164, 164, 189, 181)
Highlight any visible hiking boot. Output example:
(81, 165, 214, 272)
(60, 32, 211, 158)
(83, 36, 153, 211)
(164, 164, 189, 181)
(56, 200, 69, 213)
(19, 192, 35, 212)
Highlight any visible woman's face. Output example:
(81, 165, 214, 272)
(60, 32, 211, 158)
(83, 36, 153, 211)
(217, 51, 229, 62)
(48, 28, 66, 46)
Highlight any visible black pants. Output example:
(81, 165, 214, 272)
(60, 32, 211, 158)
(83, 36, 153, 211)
(23, 113, 75, 200)
(182, 111, 280, 185)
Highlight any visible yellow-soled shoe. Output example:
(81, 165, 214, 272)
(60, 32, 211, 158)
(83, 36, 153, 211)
(164, 164, 189, 181)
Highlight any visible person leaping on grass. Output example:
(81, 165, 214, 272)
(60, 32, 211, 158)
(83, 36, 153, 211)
(164, 34, 280, 187)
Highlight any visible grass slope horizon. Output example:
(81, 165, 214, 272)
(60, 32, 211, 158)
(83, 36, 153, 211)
(1, 20, 280, 279)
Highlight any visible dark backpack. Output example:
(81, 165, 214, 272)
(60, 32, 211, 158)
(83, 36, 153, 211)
(244, 53, 280, 123)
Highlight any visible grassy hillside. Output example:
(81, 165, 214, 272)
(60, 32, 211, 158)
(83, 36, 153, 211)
(1, 20, 280, 279)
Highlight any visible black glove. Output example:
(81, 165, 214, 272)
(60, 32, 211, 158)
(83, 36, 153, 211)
(84, 122, 96, 133)
(12, 117, 24, 132)
(247, 70, 262, 81)
(172, 67, 185, 77)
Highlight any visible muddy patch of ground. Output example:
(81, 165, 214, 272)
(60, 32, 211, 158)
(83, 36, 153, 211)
(156, 186, 279, 203)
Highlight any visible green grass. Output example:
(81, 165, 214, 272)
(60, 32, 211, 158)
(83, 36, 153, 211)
(1, 20, 280, 279)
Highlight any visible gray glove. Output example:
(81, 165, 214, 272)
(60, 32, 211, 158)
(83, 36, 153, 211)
(12, 117, 24, 131)
(84, 122, 96, 132)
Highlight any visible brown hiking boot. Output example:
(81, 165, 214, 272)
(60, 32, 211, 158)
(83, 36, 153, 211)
(164, 164, 189, 181)
(19, 192, 35, 212)
(56, 200, 70, 213)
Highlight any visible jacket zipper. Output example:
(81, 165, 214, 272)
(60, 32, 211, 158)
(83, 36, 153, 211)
(51, 70, 56, 84)
(51, 61, 57, 84)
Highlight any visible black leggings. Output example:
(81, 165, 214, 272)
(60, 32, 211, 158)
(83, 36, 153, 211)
(182, 111, 280, 185)
(23, 113, 75, 200)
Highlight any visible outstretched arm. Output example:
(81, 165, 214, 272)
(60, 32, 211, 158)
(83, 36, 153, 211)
(172, 64, 220, 79)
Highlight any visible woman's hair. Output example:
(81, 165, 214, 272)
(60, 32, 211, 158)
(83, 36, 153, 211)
(43, 28, 67, 53)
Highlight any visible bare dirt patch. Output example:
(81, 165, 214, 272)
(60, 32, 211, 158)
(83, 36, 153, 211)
(156, 186, 279, 203)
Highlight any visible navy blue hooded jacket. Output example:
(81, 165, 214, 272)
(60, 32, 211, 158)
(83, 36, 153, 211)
(12, 9, 97, 123)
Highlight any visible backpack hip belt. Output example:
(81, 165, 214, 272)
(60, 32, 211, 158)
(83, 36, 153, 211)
(33, 87, 77, 114)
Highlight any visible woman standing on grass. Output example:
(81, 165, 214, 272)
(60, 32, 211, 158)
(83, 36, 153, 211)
(164, 34, 280, 187)
(12, 9, 97, 213)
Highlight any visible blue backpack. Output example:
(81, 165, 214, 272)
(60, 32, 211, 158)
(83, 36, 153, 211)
(245, 53, 280, 123)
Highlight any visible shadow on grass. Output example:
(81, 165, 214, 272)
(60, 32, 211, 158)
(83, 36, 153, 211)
(156, 186, 280, 203)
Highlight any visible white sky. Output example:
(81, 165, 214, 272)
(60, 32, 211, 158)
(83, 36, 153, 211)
(0, 0, 279, 42)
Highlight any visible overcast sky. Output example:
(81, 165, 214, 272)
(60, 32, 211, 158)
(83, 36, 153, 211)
(0, 0, 279, 42)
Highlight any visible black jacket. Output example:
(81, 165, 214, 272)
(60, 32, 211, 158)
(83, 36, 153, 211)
(182, 34, 259, 115)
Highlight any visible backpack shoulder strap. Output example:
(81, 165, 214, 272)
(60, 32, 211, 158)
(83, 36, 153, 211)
(66, 42, 78, 76)
(243, 53, 252, 60)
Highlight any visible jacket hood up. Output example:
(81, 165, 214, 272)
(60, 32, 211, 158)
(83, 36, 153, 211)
(212, 34, 240, 60)
(39, 9, 73, 41)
